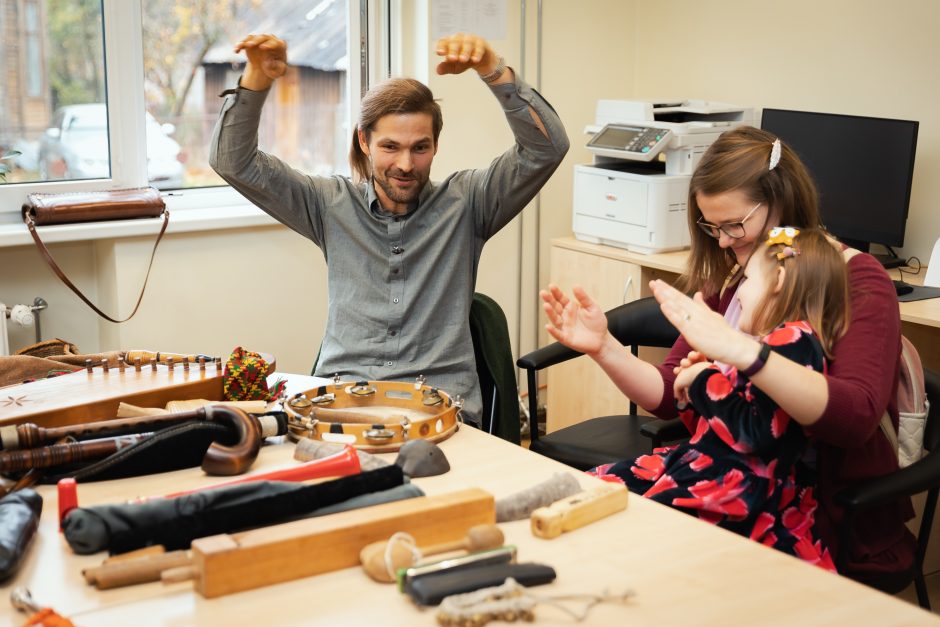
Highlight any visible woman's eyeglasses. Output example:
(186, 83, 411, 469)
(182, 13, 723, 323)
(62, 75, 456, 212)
(696, 202, 762, 239)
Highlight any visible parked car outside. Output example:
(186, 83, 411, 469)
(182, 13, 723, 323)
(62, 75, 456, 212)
(38, 103, 184, 189)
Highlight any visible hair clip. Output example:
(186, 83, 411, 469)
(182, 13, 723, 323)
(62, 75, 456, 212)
(766, 226, 799, 245)
(769, 138, 782, 171)
(775, 245, 801, 260)
(766, 226, 800, 259)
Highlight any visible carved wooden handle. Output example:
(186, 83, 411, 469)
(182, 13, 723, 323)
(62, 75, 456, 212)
(200, 406, 261, 476)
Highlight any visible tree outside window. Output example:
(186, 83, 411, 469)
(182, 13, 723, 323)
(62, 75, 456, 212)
(0, 0, 349, 191)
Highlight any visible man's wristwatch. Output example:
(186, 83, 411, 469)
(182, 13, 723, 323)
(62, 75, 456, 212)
(479, 56, 506, 84)
(740, 342, 772, 378)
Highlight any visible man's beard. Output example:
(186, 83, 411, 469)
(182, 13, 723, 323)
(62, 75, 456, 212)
(374, 167, 426, 204)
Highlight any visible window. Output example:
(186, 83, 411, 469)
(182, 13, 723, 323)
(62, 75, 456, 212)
(0, 0, 368, 216)
(0, 0, 106, 192)
(25, 1, 43, 98)
(141, 0, 352, 189)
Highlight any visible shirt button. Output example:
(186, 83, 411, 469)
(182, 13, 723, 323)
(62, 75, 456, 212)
(390, 330, 397, 336)
(386, 361, 393, 366)
(392, 246, 404, 254)
(393, 298, 400, 304)
(392, 268, 400, 275)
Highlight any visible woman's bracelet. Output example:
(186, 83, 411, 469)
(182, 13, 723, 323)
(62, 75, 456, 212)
(740, 342, 772, 377)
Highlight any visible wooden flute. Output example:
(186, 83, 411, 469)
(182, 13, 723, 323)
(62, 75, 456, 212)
(0, 406, 266, 476)
(0, 433, 150, 473)
(0, 409, 257, 451)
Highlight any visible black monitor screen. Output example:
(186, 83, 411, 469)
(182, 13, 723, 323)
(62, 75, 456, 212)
(760, 108, 918, 249)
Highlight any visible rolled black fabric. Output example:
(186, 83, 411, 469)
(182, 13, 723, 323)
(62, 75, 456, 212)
(63, 480, 301, 554)
(63, 464, 406, 554)
(0, 488, 43, 581)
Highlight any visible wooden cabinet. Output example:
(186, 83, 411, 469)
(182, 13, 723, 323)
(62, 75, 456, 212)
(545, 237, 687, 432)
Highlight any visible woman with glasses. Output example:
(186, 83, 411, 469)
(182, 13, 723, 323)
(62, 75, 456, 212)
(541, 126, 913, 584)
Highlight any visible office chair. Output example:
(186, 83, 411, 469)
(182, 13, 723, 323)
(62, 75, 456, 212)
(470, 293, 522, 444)
(517, 296, 687, 470)
(835, 367, 940, 609)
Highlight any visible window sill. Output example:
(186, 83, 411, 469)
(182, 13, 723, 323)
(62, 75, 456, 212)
(0, 203, 278, 249)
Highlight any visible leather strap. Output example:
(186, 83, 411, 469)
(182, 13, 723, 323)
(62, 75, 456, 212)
(24, 210, 169, 323)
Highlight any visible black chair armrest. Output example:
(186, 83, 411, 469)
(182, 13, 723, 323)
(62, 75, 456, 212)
(835, 449, 940, 512)
(607, 297, 680, 349)
(517, 296, 681, 444)
(638, 418, 688, 448)
(516, 297, 680, 373)
(516, 342, 582, 373)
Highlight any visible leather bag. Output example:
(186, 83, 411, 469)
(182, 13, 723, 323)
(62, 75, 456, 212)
(22, 187, 169, 323)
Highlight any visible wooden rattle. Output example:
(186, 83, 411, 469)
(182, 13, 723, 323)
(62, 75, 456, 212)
(360, 524, 504, 583)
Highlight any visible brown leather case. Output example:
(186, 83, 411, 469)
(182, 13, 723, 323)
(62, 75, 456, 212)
(22, 186, 165, 226)
(21, 187, 169, 323)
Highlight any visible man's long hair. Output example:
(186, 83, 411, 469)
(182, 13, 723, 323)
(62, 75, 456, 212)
(349, 78, 443, 182)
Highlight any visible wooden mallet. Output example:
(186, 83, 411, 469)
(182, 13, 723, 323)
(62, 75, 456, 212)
(360, 524, 504, 583)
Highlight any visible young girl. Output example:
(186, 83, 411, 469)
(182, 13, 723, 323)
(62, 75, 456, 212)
(589, 227, 849, 570)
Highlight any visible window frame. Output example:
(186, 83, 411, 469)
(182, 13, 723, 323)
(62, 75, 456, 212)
(0, 0, 372, 219)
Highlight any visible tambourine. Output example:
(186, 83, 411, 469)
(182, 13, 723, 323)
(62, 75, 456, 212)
(282, 377, 461, 453)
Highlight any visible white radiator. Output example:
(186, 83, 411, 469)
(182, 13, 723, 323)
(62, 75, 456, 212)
(1, 301, 39, 356)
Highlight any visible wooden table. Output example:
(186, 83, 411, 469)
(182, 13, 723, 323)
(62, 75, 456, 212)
(5, 377, 940, 626)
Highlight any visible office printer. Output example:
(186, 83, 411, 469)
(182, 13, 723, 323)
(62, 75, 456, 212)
(573, 99, 757, 254)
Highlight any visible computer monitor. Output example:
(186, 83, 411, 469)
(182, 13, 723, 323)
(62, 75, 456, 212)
(760, 108, 918, 268)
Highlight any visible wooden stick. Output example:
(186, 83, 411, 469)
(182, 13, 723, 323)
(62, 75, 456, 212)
(83, 550, 192, 589)
(419, 524, 504, 556)
(161, 565, 198, 584)
(102, 545, 166, 564)
(360, 524, 504, 583)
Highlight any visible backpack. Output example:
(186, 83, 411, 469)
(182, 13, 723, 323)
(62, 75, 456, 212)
(879, 336, 930, 468)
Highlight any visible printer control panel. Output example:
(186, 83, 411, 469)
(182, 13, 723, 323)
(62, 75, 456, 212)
(586, 124, 673, 162)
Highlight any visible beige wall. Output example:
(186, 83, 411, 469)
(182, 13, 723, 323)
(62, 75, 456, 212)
(631, 0, 939, 261)
(0, 241, 101, 352)
(416, 0, 641, 367)
(421, 2, 527, 360)
(538, 0, 637, 310)
(0, 227, 326, 375)
(97, 226, 328, 375)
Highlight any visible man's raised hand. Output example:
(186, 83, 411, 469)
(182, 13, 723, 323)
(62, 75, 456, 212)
(235, 34, 287, 91)
(435, 32, 498, 78)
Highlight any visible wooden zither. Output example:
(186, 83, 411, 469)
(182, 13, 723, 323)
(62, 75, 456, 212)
(0, 351, 274, 430)
(283, 377, 460, 453)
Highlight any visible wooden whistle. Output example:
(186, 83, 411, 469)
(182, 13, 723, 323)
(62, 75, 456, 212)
(530, 482, 628, 539)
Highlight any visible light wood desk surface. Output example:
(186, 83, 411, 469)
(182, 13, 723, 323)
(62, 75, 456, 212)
(5, 375, 939, 626)
(552, 236, 940, 330)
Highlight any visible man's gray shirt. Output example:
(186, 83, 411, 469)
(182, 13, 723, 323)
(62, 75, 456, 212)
(210, 74, 569, 426)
